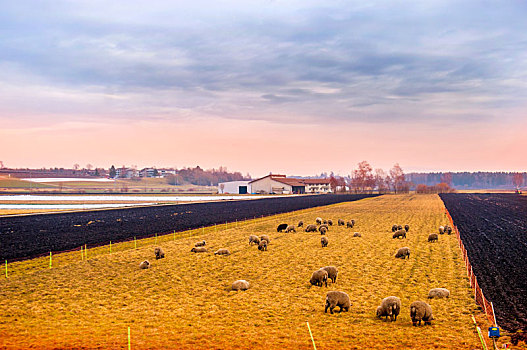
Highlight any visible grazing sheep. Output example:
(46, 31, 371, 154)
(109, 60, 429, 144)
(258, 240, 268, 251)
(325, 291, 351, 314)
(191, 247, 207, 253)
(277, 223, 288, 232)
(404, 224, 410, 232)
(321, 236, 329, 247)
(321, 266, 338, 283)
(328, 219, 333, 226)
(395, 247, 411, 259)
(285, 225, 296, 233)
(320, 226, 328, 235)
(428, 288, 450, 299)
(305, 224, 318, 232)
(231, 280, 250, 291)
(195, 240, 206, 247)
(310, 269, 328, 287)
(391, 224, 398, 232)
(319, 224, 329, 232)
(397, 225, 403, 231)
(428, 233, 438, 243)
(445, 226, 453, 235)
(351, 219, 356, 226)
(393, 229, 406, 239)
(260, 235, 270, 244)
(346, 221, 354, 228)
(214, 248, 231, 256)
(139, 260, 150, 269)
(338, 219, 345, 226)
(323, 220, 328, 225)
(316, 217, 323, 225)
(376, 296, 402, 322)
(298, 221, 304, 227)
(154, 247, 165, 259)
(249, 235, 260, 245)
(410, 301, 434, 326)
(353, 232, 361, 237)
(258, 239, 267, 252)
(439, 226, 445, 234)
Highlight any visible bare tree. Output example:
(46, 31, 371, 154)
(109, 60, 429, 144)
(86, 164, 93, 171)
(374, 168, 389, 194)
(389, 163, 406, 194)
(73, 163, 80, 170)
(351, 161, 375, 193)
(219, 183, 225, 194)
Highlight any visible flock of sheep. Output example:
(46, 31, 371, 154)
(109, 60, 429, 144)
(137, 213, 454, 327)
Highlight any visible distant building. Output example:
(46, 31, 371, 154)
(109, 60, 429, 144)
(249, 174, 333, 194)
(115, 167, 138, 178)
(218, 181, 251, 194)
(303, 178, 331, 193)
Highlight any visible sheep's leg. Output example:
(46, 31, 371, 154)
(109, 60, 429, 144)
(324, 302, 329, 313)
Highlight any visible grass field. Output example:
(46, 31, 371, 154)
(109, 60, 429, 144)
(0, 194, 508, 349)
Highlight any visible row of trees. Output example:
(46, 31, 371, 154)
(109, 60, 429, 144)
(328, 161, 410, 194)
(166, 166, 250, 186)
(406, 172, 525, 189)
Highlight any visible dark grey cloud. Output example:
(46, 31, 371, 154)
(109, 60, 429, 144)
(1, 0, 526, 124)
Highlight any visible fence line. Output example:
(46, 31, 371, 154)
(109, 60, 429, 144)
(444, 208, 496, 326)
(4, 203, 331, 278)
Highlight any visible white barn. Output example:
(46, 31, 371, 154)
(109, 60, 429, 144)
(218, 181, 251, 194)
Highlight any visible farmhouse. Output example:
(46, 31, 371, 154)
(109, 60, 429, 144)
(250, 175, 305, 194)
(303, 178, 331, 193)
(218, 181, 251, 194)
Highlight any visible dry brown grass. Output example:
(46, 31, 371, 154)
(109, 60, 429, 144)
(0, 194, 505, 349)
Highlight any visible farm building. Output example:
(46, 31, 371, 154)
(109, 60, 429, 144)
(218, 181, 251, 194)
(249, 175, 305, 194)
(303, 178, 331, 193)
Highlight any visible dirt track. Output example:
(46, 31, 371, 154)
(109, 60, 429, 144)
(0, 194, 376, 262)
(440, 193, 527, 332)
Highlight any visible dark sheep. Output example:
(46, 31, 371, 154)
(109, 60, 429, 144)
(392, 224, 398, 232)
(319, 224, 329, 232)
(397, 225, 403, 231)
(410, 301, 434, 326)
(376, 296, 401, 322)
(445, 226, 453, 235)
(404, 224, 410, 232)
(277, 223, 288, 232)
(428, 233, 438, 242)
(353, 232, 361, 237)
(321, 236, 329, 247)
(195, 240, 206, 247)
(305, 224, 318, 232)
(154, 247, 165, 259)
(310, 269, 328, 287)
(328, 219, 333, 226)
(325, 291, 351, 314)
(338, 219, 345, 226)
(323, 220, 328, 225)
(321, 266, 338, 283)
(346, 221, 354, 228)
(258, 240, 268, 251)
(392, 229, 406, 239)
(395, 247, 410, 259)
(298, 221, 304, 227)
(320, 226, 328, 235)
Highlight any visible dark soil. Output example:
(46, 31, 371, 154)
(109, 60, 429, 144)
(0, 194, 376, 262)
(440, 193, 527, 332)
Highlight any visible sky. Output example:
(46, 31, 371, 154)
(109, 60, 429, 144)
(1, 0, 526, 177)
